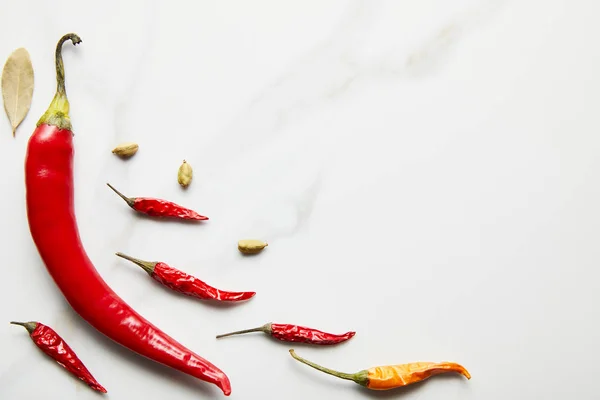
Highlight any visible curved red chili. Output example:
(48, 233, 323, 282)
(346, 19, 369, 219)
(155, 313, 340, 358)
(11, 321, 107, 393)
(116, 252, 256, 302)
(25, 34, 230, 395)
(107, 183, 208, 221)
(216, 323, 356, 345)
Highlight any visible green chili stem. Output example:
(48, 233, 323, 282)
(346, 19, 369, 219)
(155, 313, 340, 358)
(10, 321, 38, 334)
(289, 349, 358, 382)
(215, 323, 272, 339)
(37, 33, 82, 130)
(115, 252, 156, 275)
(55, 33, 81, 97)
(106, 183, 135, 208)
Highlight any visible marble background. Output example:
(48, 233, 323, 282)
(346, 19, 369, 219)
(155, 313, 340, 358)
(1, 0, 599, 399)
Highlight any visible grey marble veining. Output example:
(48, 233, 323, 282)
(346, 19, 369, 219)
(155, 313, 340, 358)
(1, 1, 599, 399)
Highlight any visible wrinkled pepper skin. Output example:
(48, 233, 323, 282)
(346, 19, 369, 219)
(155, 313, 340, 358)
(133, 198, 208, 220)
(25, 34, 231, 396)
(106, 183, 208, 221)
(12, 321, 106, 393)
(366, 362, 472, 390)
(270, 324, 355, 344)
(115, 253, 256, 302)
(216, 323, 355, 345)
(153, 262, 256, 301)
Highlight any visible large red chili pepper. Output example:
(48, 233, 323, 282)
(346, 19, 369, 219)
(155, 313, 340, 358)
(24, 33, 230, 396)
(107, 183, 208, 221)
(11, 321, 107, 393)
(216, 322, 355, 345)
(116, 252, 256, 302)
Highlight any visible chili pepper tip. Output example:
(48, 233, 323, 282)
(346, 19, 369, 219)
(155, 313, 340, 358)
(89, 383, 108, 393)
(450, 363, 471, 380)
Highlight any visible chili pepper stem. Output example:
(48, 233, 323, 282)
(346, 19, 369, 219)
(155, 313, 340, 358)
(106, 183, 135, 208)
(37, 33, 82, 131)
(289, 349, 365, 384)
(115, 252, 156, 275)
(10, 321, 38, 334)
(216, 323, 272, 339)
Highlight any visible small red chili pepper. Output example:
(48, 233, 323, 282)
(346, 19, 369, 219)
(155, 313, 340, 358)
(216, 322, 355, 345)
(106, 183, 208, 221)
(11, 321, 107, 393)
(116, 252, 256, 302)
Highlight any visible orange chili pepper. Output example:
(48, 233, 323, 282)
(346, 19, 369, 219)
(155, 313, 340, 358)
(289, 349, 470, 390)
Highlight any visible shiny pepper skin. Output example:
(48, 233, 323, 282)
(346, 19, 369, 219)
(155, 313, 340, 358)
(116, 253, 256, 302)
(289, 349, 471, 391)
(11, 321, 106, 393)
(107, 183, 208, 221)
(216, 322, 355, 345)
(133, 198, 206, 220)
(25, 34, 230, 396)
(153, 262, 255, 301)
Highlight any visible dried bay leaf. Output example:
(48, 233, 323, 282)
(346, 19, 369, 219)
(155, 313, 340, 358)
(2, 48, 34, 136)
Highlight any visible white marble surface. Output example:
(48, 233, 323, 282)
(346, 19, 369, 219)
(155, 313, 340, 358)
(1, 0, 599, 399)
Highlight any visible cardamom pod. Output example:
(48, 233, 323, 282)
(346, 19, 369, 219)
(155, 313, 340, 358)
(178, 160, 193, 188)
(238, 239, 268, 254)
(112, 142, 139, 157)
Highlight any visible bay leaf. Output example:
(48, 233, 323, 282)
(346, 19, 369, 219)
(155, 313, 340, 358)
(2, 48, 34, 136)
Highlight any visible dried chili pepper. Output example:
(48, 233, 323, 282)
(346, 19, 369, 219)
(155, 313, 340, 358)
(11, 321, 107, 393)
(289, 349, 470, 390)
(25, 34, 230, 395)
(216, 323, 355, 345)
(116, 252, 256, 302)
(106, 183, 208, 221)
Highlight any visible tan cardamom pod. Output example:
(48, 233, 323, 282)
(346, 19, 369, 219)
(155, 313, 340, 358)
(178, 160, 193, 188)
(112, 142, 139, 158)
(238, 239, 268, 254)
